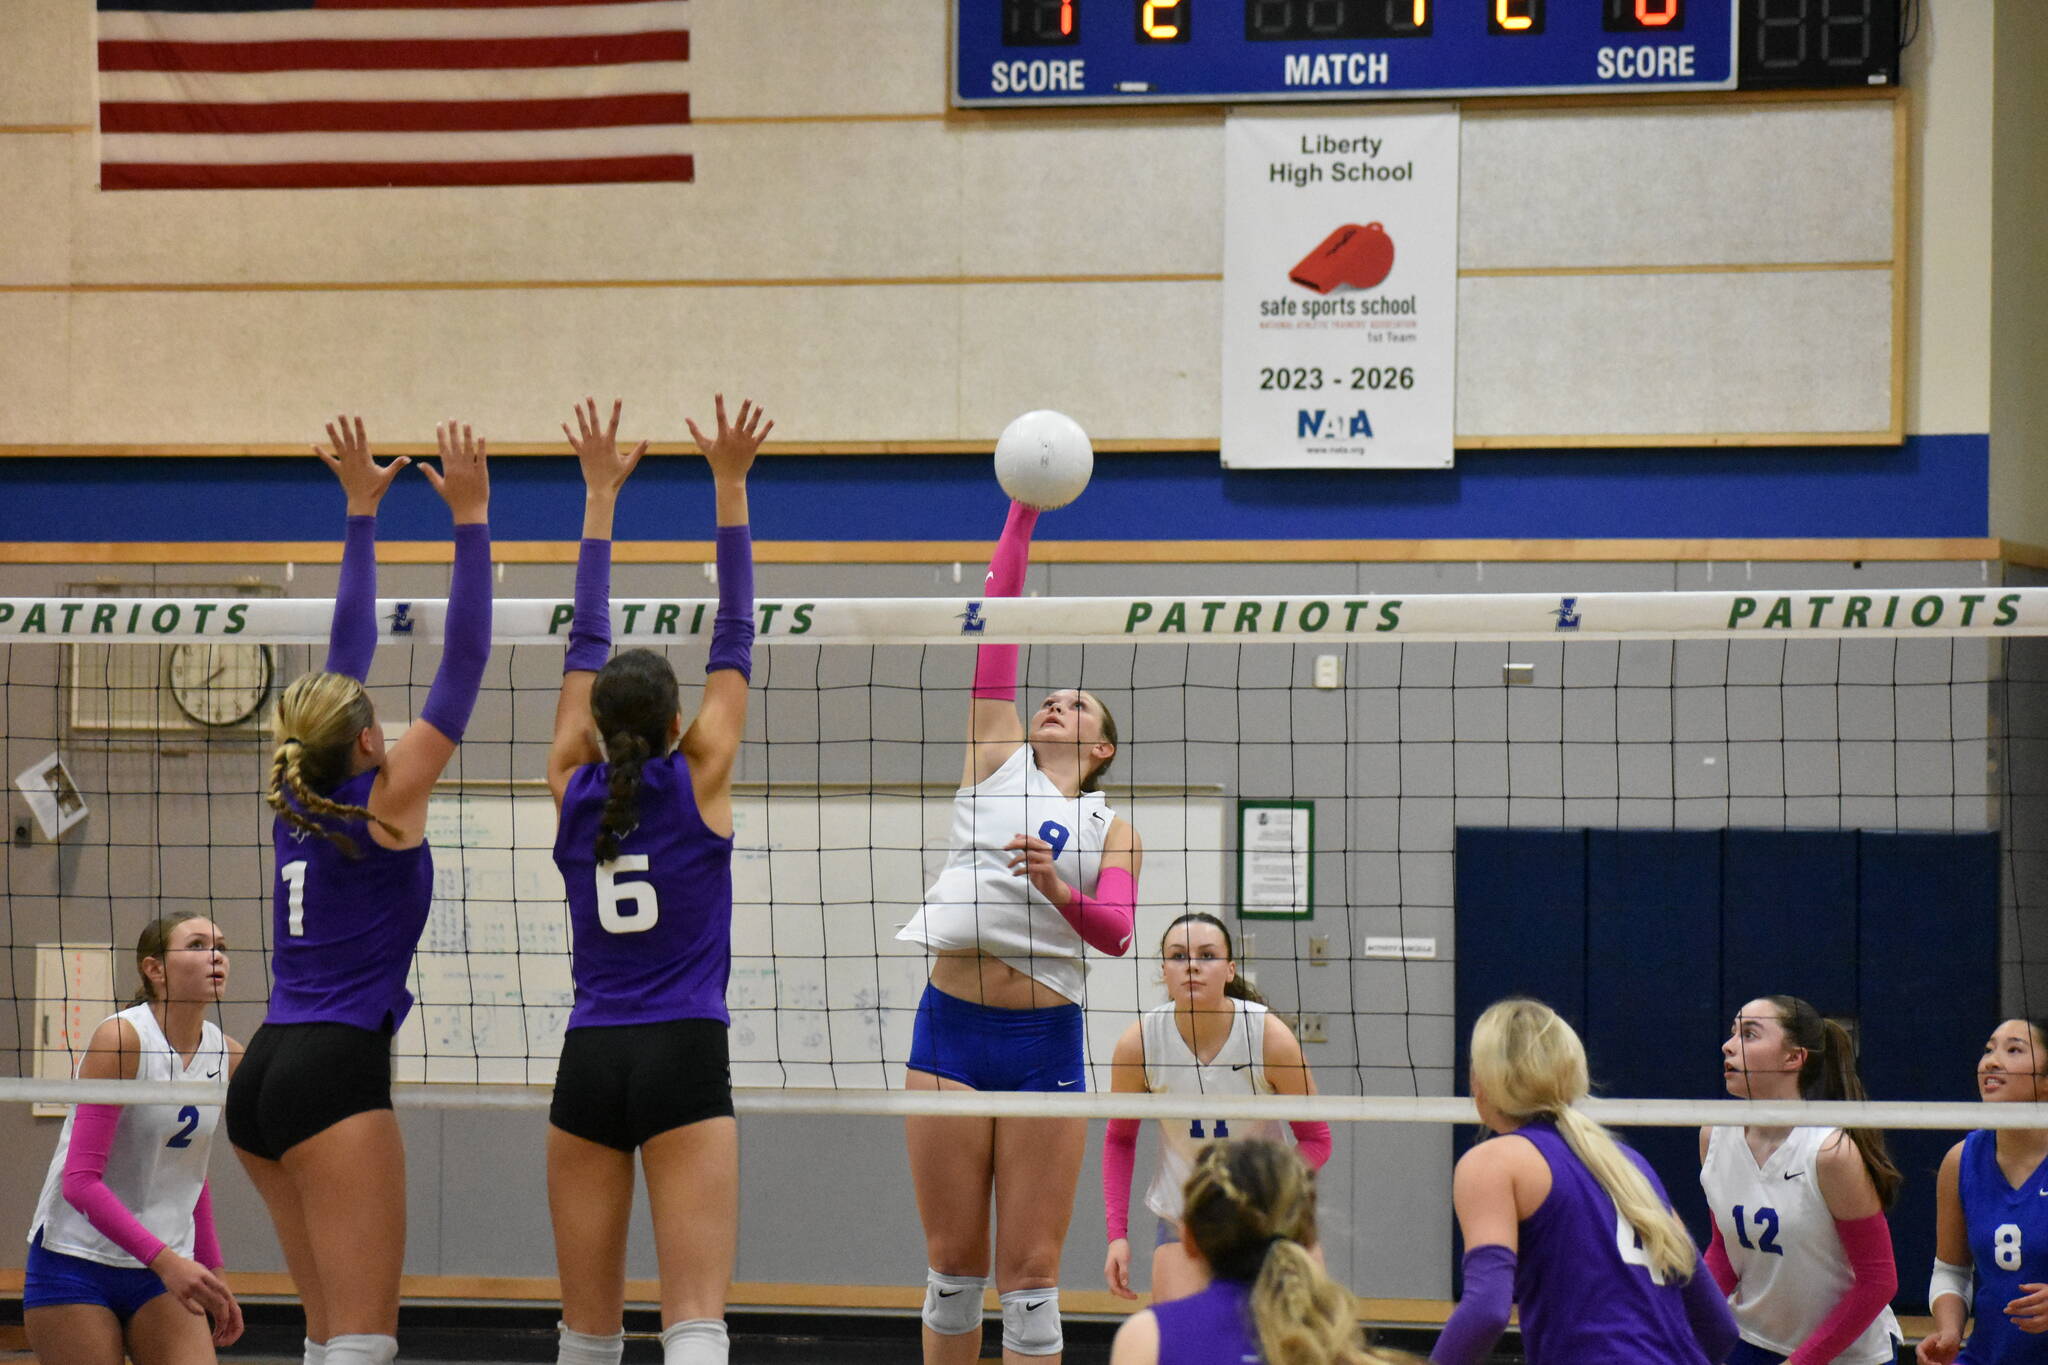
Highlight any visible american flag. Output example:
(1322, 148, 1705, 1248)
(95, 0, 692, 191)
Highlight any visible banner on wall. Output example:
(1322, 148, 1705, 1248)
(1222, 106, 1459, 470)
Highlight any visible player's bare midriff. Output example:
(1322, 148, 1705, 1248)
(928, 948, 1074, 1011)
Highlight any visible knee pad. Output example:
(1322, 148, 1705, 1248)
(922, 1268, 986, 1336)
(1000, 1287, 1062, 1357)
(557, 1323, 625, 1365)
(658, 1319, 728, 1365)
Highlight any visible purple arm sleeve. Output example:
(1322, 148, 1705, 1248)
(1680, 1253, 1741, 1362)
(706, 524, 754, 680)
(417, 523, 492, 744)
(325, 515, 378, 681)
(564, 538, 612, 674)
(1430, 1245, 1515, 1365)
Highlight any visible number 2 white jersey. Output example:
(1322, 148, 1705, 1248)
(30, 1004, 225, 1267)
(1700, 1125, 1900, 1363)
(897, 744, 1116, 1004)
(1142, 999, 1291, 1225)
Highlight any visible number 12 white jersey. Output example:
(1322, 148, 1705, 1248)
(1700, 1124, 1900, 1363)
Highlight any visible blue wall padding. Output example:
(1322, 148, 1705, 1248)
(1452, 828, 1587, 1085)
(1721, 829, 1860, 1022)
(1587, 829, 1726, 1238)
(0, 434, 1989, 543)
(1859, 830, 1999, 1311)
(1455, 826, 2000, 1311)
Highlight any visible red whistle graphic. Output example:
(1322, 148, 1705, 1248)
(1289, 222, 1395, 295)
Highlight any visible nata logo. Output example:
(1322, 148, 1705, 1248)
(1553, 597, 1582, 632)
(1289, 222, 1395, 295)
(958, 601, 987, 636)
(388, 602, 415, 635)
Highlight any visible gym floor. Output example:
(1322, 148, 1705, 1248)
(0, 1310, 1503, 1362)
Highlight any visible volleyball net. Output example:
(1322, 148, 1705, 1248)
(2, 583, 2045, 1134)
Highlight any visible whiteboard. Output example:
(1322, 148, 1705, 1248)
(395, 787, 1227, 1090)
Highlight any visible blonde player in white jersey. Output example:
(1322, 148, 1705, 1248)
(897, 496, 1143, 1365)
(1101, 912, 1331, 1304)
(26, 912, 246, 1364)
(1700, 995, 1903, 1365)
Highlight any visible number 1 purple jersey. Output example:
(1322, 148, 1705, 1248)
(1511, 1119, 1713, 1365)
(268, 768, 434, 1032)
(553, 751, 735, 1030)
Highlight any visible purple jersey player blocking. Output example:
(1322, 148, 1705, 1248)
(543, 395, 772, 1365)
(553, 754, 733, 1029)
(225, 415, 493, 1365)
(1435, 1000, 1738, 1365)
(268, 768, 434, 1031)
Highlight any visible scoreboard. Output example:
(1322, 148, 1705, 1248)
(954, 0, 1899, 106)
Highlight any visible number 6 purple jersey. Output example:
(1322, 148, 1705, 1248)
(553, 751, 735, 1031)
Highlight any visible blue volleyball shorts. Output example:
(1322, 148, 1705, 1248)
(24, 1228, 167, 1321)
(907, 984, 1084, 1092)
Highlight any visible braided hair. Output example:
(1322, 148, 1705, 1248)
(267, 672, 401, 857)
(590, 649, 681, 864)
(1181, 1140, 1402, 1365)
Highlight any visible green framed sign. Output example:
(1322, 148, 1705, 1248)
(1236, 798, 1314, 920)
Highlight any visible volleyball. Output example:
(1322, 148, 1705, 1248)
(993, 409, 1093, 510)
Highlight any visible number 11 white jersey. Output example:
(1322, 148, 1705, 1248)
(1700, 1124, 1900, 1363)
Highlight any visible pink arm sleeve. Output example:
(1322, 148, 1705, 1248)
(1103, 1118, 1140, 1241)
(1289, 1121, 1333, 1169)
(1786, 1213, 1898, 1365)
(1703, 1220, 1738, 1296)
(1058, 866, 1135, 956)
(191, 1180, 223, 1270)
(59, 1104, 168, 1269)
(971, 501, 1039, 702)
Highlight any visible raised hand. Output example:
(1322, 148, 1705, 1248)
(564, 397, 647, 499)
(420, 419, 490, 524)
(685, 394, 773, 485)
(314, 415, 409, 516)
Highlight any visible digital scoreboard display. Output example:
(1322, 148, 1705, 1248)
(957, 0, 1896, 106)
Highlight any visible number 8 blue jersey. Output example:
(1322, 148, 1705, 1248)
(1959, 1128, 2048, 1363)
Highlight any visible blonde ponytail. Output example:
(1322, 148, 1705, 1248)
(267, 672, 402, 856)
(1550, 1104, 1696, 1283)
(1470, 998, 1696, 1286)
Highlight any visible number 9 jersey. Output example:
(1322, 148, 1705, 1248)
(1959, 1127, 2048, 1364)
(553, 750, 735, 1029)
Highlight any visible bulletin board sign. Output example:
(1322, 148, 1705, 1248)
(1222, 106, 1459, 469)
(33, 944, 116, 1117)
(1237, 799, 1314, 920)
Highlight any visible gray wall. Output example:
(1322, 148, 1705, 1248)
(0, 555, 2009, 1302)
